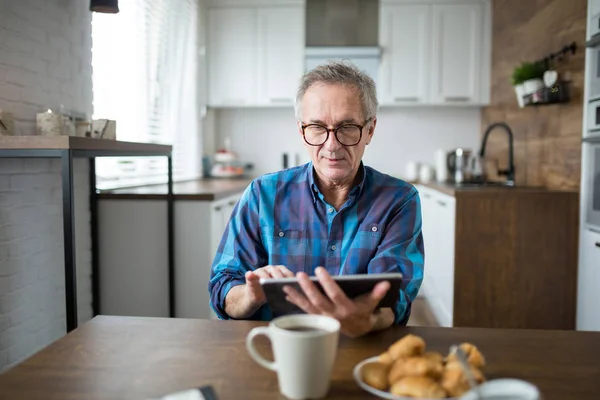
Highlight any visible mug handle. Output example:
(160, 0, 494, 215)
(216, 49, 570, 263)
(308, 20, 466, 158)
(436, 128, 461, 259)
(246, 327, 277, 371)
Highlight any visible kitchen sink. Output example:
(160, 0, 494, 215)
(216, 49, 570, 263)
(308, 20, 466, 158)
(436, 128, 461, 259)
(454, 181, 516, 188)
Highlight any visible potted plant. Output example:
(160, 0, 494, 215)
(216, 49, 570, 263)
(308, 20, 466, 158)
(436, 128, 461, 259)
(511, 61, 546, 108)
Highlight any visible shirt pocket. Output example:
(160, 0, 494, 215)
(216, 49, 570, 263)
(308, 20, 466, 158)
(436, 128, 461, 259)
(260, 224, 310, 264)
(355, 223, 383, 251)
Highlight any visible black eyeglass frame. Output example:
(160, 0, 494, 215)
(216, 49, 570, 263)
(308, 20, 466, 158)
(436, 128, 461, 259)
(300, 118, 372, 147)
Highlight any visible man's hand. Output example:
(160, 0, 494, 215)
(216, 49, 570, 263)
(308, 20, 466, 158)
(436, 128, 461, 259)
(224, 265, 294, 319)
(283, 267, 394, 338)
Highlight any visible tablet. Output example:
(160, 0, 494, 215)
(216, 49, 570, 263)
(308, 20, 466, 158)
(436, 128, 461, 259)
(259, 273, 403, 317)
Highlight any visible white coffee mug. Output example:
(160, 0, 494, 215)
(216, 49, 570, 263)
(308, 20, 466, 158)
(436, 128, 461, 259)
(246, 314, 341, 400)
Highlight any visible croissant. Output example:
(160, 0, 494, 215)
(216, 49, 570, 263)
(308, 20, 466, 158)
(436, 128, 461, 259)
(377, 351, 394, 366)
(424, 351, 444, 365)
(388, 334, 426, 360)
(388, 356, 444, 384)
(441, 361, 486, 397)
(361, 362, 389, 391)
(390, 376, 447, 398)
(446, 342, 486, 368)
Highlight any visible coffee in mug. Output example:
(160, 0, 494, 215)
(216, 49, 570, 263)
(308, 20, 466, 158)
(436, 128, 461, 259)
(246, 314, 340, 399)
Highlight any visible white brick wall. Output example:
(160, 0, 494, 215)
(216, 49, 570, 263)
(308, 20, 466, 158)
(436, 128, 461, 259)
(0, 0, 93, 371)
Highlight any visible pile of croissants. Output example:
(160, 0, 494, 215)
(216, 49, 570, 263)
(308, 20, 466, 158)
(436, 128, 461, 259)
(360, 334, 486, 398)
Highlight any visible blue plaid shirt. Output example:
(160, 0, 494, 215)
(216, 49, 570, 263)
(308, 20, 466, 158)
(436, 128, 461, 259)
(208, 162, 424, 324)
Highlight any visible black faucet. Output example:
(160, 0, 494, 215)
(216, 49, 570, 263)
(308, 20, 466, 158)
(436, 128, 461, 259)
(479, 122, 516, 185)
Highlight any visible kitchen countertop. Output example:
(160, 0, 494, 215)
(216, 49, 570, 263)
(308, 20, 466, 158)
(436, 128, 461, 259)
(98, 177, 254, 201)
(417, 181, 579, 197)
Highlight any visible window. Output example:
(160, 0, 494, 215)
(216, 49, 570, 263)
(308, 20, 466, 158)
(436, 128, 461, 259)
(92, 0, 201, 189)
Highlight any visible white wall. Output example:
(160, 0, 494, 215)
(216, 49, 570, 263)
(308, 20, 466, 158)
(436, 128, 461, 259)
(211, 107, 482, 178)
(0, 0, 93, 371)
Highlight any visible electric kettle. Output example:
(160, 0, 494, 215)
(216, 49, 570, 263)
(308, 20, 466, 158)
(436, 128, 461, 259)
(447, 148, 472, 184)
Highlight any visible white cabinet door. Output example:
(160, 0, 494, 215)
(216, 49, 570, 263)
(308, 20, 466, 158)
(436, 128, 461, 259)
(257, 6, 304, 106)
(207, 8, 257, 106)
(435, 193, 455, 328)
(431, 3, 483, 105)
(418, 186, 437, 299)
(379, 5, 431, 105)
(577, 229, 600, 331)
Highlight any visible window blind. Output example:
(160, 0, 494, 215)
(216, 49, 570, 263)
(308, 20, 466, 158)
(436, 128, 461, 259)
(92, 0, 200, 190)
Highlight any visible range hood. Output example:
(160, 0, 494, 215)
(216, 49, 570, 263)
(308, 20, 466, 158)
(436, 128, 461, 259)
(306, 0, 379, 47)
(304, 0, 381, 83)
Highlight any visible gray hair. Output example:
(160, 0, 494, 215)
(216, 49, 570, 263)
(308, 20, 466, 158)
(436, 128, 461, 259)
(294, 60, 379, 121)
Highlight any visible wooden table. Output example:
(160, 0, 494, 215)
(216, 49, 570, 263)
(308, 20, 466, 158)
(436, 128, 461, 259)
(0, 316, 599, 399)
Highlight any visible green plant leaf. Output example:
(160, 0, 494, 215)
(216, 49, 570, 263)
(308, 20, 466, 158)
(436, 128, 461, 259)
(511, 61, 546, 85)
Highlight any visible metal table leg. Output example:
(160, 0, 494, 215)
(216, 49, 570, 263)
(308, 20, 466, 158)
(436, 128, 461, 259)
(61, 150, 78, 332)
(167, 155, 175, 317)
(89, 158, 100, 316)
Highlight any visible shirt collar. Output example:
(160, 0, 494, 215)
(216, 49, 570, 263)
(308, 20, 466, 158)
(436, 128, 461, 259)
(307, 161, 367, 204)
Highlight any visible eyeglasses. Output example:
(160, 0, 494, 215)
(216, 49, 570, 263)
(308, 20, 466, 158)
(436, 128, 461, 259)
(300, 118, 372, 147)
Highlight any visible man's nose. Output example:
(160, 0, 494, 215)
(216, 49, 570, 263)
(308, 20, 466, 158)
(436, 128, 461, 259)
(322, 130, 342, 151)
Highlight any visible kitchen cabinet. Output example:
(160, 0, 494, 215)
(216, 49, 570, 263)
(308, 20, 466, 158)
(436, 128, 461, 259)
(415, 183, 578, 330)
(577, 229, 600, 331)
(379, 0, 490, 106)
(419, 186, 455, 327)
(431, 3, 483, 104)
(379, 5, 431, 105)
(258, 7, 305, 106)
(589, 0, 600, 40)
(207, 2, 304, 107)
(207, 8, 257, 106)
(97, 183, 247, 321)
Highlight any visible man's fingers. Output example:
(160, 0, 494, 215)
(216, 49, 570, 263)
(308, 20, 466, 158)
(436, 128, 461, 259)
(297, 272, 334, 313)
(266, 265, 284, 278)
(275, 265, 295, 278)
(245, 271, 265, 303)
(253, 268, 270, 279)
(283, 286, 320, 314)
(364, 281, 391, 310)
(315, 267, 353, 308)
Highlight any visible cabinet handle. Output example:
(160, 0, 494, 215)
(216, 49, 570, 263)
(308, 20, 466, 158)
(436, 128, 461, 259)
(444, 96, 470, 102)
(214, 206, 222, 211)
(436, 200, 447, 207)
(596, 242, 600, 248)
(224, 98, 245, 105)
(394, 97, 419, 102)
(423, 193, 432, 199)
(269, 98, 292, 103)
(228, 201, 236, 206)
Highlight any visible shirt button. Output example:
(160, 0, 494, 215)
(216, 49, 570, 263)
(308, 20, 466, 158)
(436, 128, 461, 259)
(371, 226, 378, 232)
(278, 231, 284, 237)
(331, 244, 337, 251)
(328, 207, 334, 213)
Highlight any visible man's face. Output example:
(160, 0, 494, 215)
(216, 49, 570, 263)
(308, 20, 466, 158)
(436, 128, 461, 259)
(297, 83, 376, 184)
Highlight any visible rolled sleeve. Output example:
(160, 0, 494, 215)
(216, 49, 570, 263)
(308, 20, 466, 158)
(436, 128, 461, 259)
(208, 181, 268, 319)
(367, 188, 424, 325)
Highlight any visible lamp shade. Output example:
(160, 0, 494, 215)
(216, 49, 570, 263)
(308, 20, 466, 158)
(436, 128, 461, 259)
(90, 0, 119, 13)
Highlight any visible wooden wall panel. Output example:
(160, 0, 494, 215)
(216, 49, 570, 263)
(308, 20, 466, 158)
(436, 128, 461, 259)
(481, 0, 587, 190)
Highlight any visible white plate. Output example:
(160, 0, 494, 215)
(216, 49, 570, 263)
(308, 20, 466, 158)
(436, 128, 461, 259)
(352, 356, 459, 400)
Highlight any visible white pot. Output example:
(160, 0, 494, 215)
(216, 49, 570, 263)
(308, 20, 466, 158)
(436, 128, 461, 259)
(522, 78, 544, 95)
(514, 84, 525, 108)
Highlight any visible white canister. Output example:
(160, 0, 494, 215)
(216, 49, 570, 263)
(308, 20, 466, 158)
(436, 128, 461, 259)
(405, 161, 420, 182)
(419, 164, 435, 183)
(434, 149, 448, 183)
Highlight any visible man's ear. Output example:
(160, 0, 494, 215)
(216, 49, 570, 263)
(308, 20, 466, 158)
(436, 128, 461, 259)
(365, 117, 377, 145)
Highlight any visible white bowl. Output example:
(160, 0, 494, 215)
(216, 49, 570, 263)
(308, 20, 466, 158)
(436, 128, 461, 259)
(353, 356, 542, 400)
(353, 356, 459, 400)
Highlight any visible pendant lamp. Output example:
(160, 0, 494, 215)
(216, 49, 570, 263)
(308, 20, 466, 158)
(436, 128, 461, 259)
(90, 0, 119, 14)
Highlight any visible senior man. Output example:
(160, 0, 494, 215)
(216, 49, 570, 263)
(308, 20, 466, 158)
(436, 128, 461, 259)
(208, 61, 424, 337)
